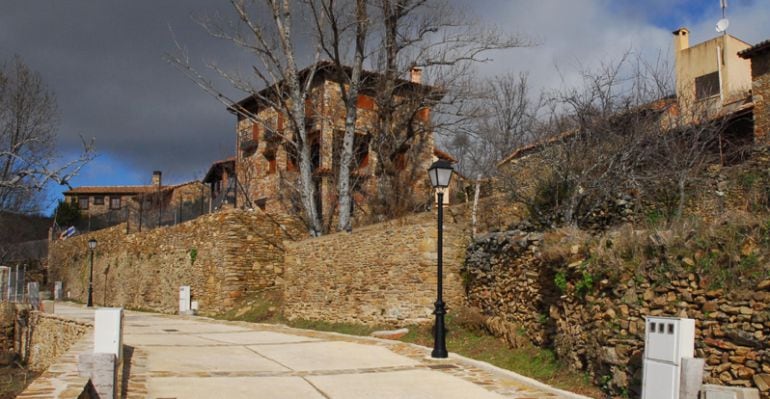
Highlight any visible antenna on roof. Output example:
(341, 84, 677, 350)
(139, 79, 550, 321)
(716, 0, 729, 34)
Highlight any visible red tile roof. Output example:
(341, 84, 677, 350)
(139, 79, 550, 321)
(433, 148, 458, 163)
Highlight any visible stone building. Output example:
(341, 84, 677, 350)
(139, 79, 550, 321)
(498, 27, 764, 173)
(62, 171, 166, 217)
(202, 157, 237, 211)
(228, 62, 449, 223)
(739, 39, 770, 141)
(62, 170, 210, 230)
(672, 28, 753, 112)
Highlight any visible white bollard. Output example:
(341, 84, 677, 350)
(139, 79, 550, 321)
(94, 308, 123, 360)
(179, 286, 191, 315)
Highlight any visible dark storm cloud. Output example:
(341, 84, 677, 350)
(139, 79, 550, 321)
(2, 0, 770, 191)
(0, 1, 250, 183)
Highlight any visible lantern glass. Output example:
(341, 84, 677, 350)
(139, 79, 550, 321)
(88, 239, 97, 250)
(428, 160, 453, 188)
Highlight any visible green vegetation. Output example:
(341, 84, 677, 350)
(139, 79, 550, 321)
(53, 200, 80, 227)
(400, 312, 600, 397)
(214, 289, 282, 323)
(188, 248, 198, 265)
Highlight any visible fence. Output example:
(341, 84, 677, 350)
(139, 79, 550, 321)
(0, 265, 31, 303)
(56, 196, 212, 237)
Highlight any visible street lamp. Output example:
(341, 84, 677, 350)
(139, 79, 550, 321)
(87, 238, 97, 307)
(427, 159, 453, 359)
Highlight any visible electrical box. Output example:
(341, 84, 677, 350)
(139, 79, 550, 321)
(54, 281, 63, 301)
(642, 316, 696, 399)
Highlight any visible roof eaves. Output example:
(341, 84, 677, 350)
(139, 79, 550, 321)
(738, 39, 770, 59)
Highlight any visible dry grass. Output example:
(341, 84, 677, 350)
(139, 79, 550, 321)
(543, 210, 770, 292)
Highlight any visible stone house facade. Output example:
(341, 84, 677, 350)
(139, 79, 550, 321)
(739, 39, 770, 141)
(62, 171, 210, 230)
(229, 62, 449, 224)
(62, 171, 164, 217)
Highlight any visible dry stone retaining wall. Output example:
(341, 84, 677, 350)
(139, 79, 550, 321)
(24, 312, 90, 372)
(48, 209, 304, 315)
(464, 229, 770, 398)
(283, 211, 469, 325)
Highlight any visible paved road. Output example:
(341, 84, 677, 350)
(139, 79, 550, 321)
(54, 304, 588, 399)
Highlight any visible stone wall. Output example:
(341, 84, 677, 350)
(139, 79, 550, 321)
(283, 210, 469, 325)
(464, 230, 770, 398)
(23, 312, 90, 372)
(48, 209, 304, 315)
(749, 49, 769, 141)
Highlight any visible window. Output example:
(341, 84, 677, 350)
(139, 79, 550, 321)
(255, 198, 267, 211)
(78, 197, 89, 210)
(110, 197, 121, 209)
(264, 150, 277, 174)
(417, 107, 430, 122)
(353, 134, 371, 169)
(695, 71, 720, 100)
(93, 196, 104, 205)
(286, 142, 298, 172)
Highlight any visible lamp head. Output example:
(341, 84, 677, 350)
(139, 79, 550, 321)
(428, 159, 454, 189)
(88, 239, 97, 250)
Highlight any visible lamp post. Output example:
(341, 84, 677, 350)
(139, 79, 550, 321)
(87, 238, 97, 307)
(427, 159, 453, 359)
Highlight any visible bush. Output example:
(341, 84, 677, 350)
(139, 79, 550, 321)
(53, 200, 80, 227)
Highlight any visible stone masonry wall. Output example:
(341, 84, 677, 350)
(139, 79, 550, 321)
(283, 211, 469, 326)
(48, 209, 304, 315)
(751, 50, 770, 141)
(464, 230, 770, 398)
(24, 312, 90, 372)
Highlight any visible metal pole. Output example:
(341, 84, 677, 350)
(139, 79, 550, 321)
(87, 247, 94, 307)
(157, 185, 162, 227)
(432, 190, 448, 358)
(139, 193, 143, 232)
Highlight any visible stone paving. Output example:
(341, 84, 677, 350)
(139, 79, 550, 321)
(51, 303, 590, 399)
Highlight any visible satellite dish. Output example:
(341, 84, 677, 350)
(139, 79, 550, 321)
(716, 18, 730, 33)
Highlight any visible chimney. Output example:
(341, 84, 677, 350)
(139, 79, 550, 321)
(673, 27, 689, 53)
(152, 170, 162, 188)
(410, 67, 423, 84)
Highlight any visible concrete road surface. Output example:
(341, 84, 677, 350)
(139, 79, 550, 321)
(54, 303, 589, 399)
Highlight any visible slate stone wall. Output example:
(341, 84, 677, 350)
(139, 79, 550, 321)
(465, 230, 770, 398)
(283, 211, 469, 326)
(48, 209, 305, 315)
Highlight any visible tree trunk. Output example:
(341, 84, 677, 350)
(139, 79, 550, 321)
(471, 174, 481, 239)
(336, 0, 368, 232)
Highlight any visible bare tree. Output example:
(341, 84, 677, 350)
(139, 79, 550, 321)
(308, 0, 369, 232)
(170, 0, 327, 235)
(500, 53, 665, 226)
(501, 52, 728, 228)
(171, 0, 527, 231)
(363, 0, 528, 219)
(0, 56, 94, 214)
(445, 72, 540, 183)
(640, 96, 727, 220)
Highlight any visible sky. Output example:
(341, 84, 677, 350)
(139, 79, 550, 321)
(2, 0, 770, 215)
